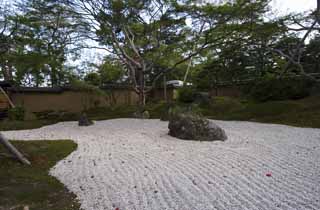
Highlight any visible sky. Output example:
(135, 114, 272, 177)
(270, 0, 316, 15)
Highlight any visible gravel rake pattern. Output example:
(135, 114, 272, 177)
(3, 119, 320, 210)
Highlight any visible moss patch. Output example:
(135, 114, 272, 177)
(205, 96, 320, 128)
(2, 96, 320, 130)
(0, 120, 57, 131)
(0, 140, 80, 210)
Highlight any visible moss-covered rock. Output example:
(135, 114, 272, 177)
(168, 113, 227, 141)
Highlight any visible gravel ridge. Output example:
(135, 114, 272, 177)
(3, 119, 320, 210)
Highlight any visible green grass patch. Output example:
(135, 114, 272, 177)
(2, 96, 320, 130)
(204, 96, 320, 128)
(0, 140, 80, 210)
(86, 105, 137, 120)
(0, 120, 57, 131)
(86, 103, 169, 120)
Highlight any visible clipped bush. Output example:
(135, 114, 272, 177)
(246, 76, 316, 102)
(160, 103, 202, 121)
(133, 109, 150, 119)
(145, 101, 168, 119)
(160, 104, 180, 121)
(177, 87, 197, 103)
(8, 106, 25, 121)
(34, 110, 78, 121)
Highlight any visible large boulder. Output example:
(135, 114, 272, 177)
(168, 113, 227, 141)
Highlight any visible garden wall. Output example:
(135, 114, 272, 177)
(149, 87, 176, 102)
(209, 85, 243, 98)
(9, 88, 139, 113)
(0, 92, 10, 110)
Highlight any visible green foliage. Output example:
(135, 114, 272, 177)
(200, 96, 245, 116)
(0, 0, 86, 86)
(84, 72, 101, 86)
(144, 101, 168, 119)
(2, 96, 320, 130)
(33, 110, 78, 121)
(83, 58, 125, 87)
(245, 76, 316, 102)
(8, 106, 25, 121)
(302, 35, 320, 73)
(0, 120, 56, 131)
(86, 105, 136, 120)
(160, 103, 202, 121)
(204, 96, 320, 128)
(177, 87, 196, 103)
(0, 140, 80, 210)
(99, 59, 124, 84)
(1, 0, 319, 98)
(70, 80, 105, 95)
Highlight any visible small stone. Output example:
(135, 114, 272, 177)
(78, 113, 94, 126)
(154, 190, 158, 194)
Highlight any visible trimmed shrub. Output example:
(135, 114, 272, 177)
(177, 87, 196, 103)
(245, 76, 316, 102)
(8, 106, 25, 121)
(160, 103, 202, 121)
(34, 110, 78, 121)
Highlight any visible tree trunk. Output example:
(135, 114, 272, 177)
(138, 69, 146, 107)
(317, 0, 320, 24)
(51, 68, 58, 87)
(2, 64, 13, 82)
(163, 74, 167, 102)
(0, 133, 31, 165)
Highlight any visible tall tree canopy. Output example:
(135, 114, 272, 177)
(0, 0, 319, 105)
(66, 0, 274, 105)
(0, 0, 87, 86)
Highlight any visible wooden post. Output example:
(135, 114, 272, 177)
(0, 133, 31, 165)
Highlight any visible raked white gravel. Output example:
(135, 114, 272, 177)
(3, 119, 320, 210)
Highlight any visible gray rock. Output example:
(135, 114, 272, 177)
(142, 110, 150, 119)
(168, 113, 227, 141)
(78, 113, 94, 126)
(133, 110, 150, 119)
